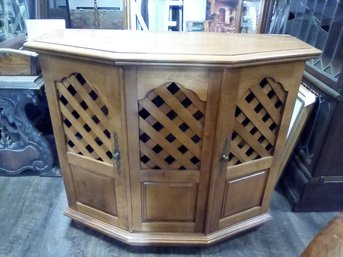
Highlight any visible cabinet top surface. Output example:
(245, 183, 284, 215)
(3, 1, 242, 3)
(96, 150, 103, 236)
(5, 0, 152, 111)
(25, 29, 320, 66)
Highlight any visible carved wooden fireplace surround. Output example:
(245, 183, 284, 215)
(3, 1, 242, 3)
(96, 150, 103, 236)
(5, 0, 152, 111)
(25, 30, 319, 246)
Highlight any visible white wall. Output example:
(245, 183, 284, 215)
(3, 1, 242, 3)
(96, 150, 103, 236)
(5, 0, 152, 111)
(183, 0, 206, 23)
(148, 0, 166, 31)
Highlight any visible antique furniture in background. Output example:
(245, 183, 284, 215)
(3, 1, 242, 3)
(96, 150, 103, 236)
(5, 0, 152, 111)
(0, 76, 54, 175)
(0, 49, 59, 176)
(0, 48, 40, 75)
(268, 0, 343, 212)
(25, 30, 319, 245)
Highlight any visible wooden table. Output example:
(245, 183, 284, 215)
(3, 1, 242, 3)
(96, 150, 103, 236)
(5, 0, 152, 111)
(25, 30, 320, 246)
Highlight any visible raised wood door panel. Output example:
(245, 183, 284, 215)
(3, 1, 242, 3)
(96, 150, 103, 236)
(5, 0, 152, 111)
(39, 56, 129, 229)
(126, 66, 220, 233)
(221, 170, 268, 218)
(207, 62, 304, 232)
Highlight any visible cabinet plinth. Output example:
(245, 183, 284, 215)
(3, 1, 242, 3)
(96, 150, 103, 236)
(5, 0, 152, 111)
(25, 30, 320, 246)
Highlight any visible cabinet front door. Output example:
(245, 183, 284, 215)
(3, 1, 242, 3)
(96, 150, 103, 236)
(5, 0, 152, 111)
(40, 56, 129, 229)
(125, 66, 220, 233)
(206, 63, 303, 232)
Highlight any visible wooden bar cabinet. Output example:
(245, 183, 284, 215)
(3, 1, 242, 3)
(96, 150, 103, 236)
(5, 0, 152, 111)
(25, 30, 319, 246)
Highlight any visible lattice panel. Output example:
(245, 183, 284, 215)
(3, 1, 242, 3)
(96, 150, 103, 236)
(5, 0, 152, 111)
(57, 73, 113, 164)
(228, 78, 287, 166)
(138, 82, 206, 170)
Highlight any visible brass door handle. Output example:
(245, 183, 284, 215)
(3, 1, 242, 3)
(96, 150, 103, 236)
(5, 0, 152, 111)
(112, 132, 121, 175)
(112, 151, 120, 161)
(221, 154, 230, 162)
(220, 136, 229, 174)
(221, 136, 229, 163)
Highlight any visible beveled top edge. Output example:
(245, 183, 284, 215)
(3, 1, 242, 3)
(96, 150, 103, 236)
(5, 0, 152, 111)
(24, 29, 321, 65)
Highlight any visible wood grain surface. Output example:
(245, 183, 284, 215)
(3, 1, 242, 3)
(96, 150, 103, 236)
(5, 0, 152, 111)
(24, 30, 320, 66)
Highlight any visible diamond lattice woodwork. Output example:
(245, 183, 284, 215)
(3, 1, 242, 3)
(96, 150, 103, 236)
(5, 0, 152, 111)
(56, 73, 112, 164)
(228, 78, 287, 166)
(138, 82, 206, 170)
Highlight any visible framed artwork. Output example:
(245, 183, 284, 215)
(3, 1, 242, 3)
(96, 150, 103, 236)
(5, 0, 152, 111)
(204, 0, 268, 33)
(205, 0, 241, 32)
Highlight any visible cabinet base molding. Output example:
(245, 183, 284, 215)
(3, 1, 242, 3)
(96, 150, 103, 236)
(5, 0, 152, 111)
(65, 207, 272, 246)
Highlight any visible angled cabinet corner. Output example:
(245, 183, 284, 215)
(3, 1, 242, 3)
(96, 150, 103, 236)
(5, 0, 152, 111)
(206, 62, 305, 232)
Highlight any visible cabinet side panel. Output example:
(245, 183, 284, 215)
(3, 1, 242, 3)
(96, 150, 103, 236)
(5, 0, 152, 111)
(39, 55, 77, 207)
(207, 62, 303, 233)
(125, 67, 142, 232)
(219, 65, 288, 228)
(261, 61, 305, 212)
